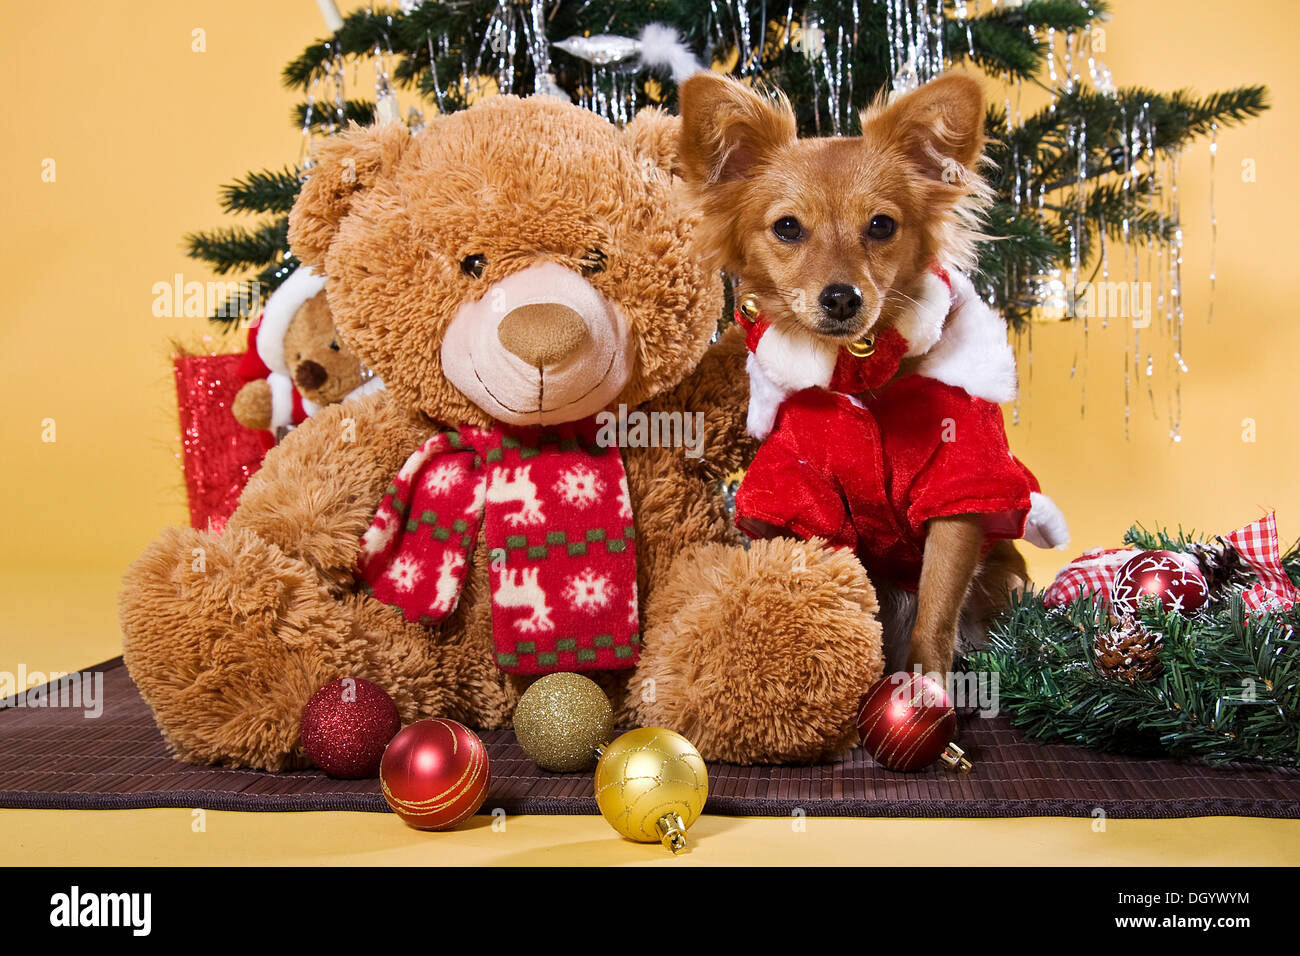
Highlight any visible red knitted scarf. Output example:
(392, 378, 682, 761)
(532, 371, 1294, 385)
(357, 419, 639, 675)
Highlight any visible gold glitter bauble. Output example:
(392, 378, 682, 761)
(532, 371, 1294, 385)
(513, 673, 614, 772)
(594, 727, 708, 853)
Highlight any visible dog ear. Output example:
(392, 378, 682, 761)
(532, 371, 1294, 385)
(677, 72, 797, 186)
(863, 74, 985, 183)
(288, 121, 416, 269)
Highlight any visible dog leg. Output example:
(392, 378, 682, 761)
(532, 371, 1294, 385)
(882, 538, 1030, 674)
(908, 514, 984, 678)
(965, 539, 1029, 629)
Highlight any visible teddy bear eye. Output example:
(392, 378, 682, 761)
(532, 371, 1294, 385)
(772, 216, 804, 242)
(329, 341, 340, 352)
(460, 254, 487, 279)
(580, 248, 607, 275)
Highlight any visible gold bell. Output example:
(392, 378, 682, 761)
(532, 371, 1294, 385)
(939, 742, 973, 773)
(738, 293, 761, 319)
(845, 334, 876, 358)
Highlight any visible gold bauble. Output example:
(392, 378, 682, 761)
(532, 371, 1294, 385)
(513, 673, 613, 772)
(594, 728, 708, 853)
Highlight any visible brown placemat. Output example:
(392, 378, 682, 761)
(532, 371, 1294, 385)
(2, 658, 1298, 818)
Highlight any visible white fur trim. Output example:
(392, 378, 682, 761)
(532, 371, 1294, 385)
(257, 266, 327, 375)
(1024, 491, 1071, 549)
(345, 374, 385, 403)
(745, 352, 786, 440)
(913, 270, 1018, 404)
(302, 375, 385, 420)
(753, 323, 838, 394)
(894, 271, 951, 358)
(267, 372, 296, 429)
(637, 24, 703, 82)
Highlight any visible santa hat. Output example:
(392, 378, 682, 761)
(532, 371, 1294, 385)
(256, 265, 328, 376)
(230, 267, 325, 434)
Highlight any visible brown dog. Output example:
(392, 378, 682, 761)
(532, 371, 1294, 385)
(677, 72, 1065, 677)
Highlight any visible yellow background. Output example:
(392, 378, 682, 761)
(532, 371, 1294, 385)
(2, 1, 1298, 865)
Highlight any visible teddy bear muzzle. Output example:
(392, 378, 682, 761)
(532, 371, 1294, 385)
(440, 261, 635, 426)
(293, 359, 329, 391)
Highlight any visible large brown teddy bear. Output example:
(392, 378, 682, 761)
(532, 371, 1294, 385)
(120, 94, 883, 771)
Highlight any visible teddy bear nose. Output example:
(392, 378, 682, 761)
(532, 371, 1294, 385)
(497, 303, 588, 368)
(294, 360, 329, 390)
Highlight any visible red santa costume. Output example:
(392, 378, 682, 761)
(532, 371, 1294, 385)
(735, 264, 1069, 591)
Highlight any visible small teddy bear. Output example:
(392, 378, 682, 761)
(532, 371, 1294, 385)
(232, 265, 382, 443)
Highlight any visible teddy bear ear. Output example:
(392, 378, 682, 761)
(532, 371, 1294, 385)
(625, 106, 682, 182)
(288, 122, 415, 269)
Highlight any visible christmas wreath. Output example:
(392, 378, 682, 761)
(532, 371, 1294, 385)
(971, 514, 1300, 767)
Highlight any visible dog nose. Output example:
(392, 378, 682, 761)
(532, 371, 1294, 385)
(818, 284, 862, 323)
(294, 360, 328, 390)
(497, 303, 588, 368)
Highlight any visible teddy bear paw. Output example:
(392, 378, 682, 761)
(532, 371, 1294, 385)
(119, 526, 356, 770)
(631, 537, 884, 764)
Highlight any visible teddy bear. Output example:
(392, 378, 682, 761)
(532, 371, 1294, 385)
(231, 265, 384, 446)
(119, 94, 884, 771)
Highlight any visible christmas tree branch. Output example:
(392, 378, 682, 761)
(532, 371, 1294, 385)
(283, 6, 408, 91)
(946, 0, 1106, 81)
(293, 98, 377, 134)
(183, 219, 289, 277)
(218, 167, 302, 216)
(971, 530, 1300, 767)
(1003, 85, 1269, 195)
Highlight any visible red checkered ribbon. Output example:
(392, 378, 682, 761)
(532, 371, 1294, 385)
(1044, 513, 1297, 615)
(1224, 512, 1298, 615)
(1042, 548, 1139, 608)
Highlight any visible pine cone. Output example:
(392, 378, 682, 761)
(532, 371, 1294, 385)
(1186, 536, 1253, 594)
(1094, 616, 1163, 683)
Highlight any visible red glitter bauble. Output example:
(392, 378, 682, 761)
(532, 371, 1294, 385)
(857, 672, 958, 772)
(1110, 549, 1209, 616)
(380, 719, 490, 830)
(299, 677, 401, 779)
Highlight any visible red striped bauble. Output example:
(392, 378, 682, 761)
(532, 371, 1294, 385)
(856, 673, 957, 772)
(380, 719, 490, 830)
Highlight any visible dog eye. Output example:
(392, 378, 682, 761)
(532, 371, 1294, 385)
(580, 248, 607, 275)
(329, 341, 340, 352)
(772, 216, 804, 242)
(460, 254, 487, 278)
(865, 215, 896, 240)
